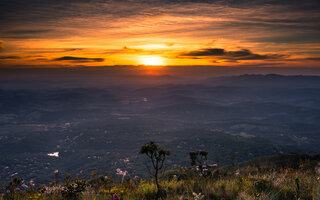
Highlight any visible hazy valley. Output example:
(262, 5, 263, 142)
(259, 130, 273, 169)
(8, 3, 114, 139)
(1, 73, 320, 184)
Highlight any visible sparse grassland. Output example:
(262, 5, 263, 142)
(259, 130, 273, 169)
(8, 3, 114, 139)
(1, 156, 320, 200)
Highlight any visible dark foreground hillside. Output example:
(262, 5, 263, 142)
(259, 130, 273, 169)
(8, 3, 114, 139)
(1, 153, 320, 200)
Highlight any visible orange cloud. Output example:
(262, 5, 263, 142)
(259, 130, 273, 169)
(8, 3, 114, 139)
(0, 0, 319, 68)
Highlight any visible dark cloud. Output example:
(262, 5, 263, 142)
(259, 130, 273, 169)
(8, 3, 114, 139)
(249, 32, 320, 44)
(288, 57, 320, 62)
(182, 48, 225, 56)
(0, 29, 53, 39)
(53, 56, 104, 62)
(64, 48, 83, 52)
(0, 56, 21, 60)
(181, 48, 287, 61)
(305, 57, 320, 61)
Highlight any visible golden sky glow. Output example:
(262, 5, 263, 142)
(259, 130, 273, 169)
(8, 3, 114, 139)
(139, 56, 165, 66)
(0, 0, 319, 68)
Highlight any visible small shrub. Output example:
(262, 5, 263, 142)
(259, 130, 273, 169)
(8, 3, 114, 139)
(136, 181, 158, 200)
(61, 177, 87, 200)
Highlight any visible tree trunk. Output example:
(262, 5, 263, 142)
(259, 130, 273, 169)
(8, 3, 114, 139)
(155, 170, 160, 199)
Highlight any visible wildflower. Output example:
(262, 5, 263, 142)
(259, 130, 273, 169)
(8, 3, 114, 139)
(113, 193, 120, 200)
(29, 179, 35, 187)
(116, 168, 127, 183)
(192, 192, 204, 200)
(116, 168, 122, 175)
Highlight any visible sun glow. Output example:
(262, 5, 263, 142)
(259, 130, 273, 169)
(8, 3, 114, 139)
(139, 56, 164, 66)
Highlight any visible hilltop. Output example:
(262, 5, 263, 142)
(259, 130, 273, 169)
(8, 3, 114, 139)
(1, 153, 320, 200)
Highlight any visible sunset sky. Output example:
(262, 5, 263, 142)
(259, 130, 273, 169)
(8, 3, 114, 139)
(0, 0, 320, 68)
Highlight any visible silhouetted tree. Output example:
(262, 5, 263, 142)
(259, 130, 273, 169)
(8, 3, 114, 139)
(140, 141, 170, 199)
(189, 150, 210, 177)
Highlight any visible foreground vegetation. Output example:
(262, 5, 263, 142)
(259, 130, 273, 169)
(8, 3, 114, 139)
(1, 153, 320, 200)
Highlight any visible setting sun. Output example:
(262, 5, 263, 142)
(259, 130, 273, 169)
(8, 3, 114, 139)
(139, 56, 164, 66)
